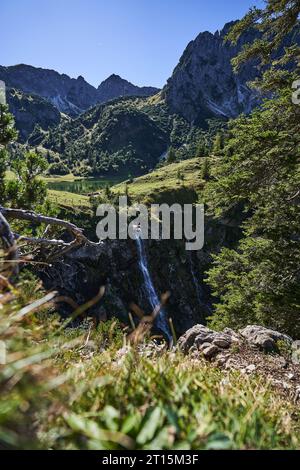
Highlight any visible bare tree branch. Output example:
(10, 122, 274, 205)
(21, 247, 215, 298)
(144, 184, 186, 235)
(14, 233, 75, 247)
(0, 206, 100, 248)
(127, 291, 171, 346)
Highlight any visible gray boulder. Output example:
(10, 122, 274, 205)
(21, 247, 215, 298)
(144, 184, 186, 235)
(202, 344, 220, 360)
(178, 324, 237, 355)
(239, 325, 293, 353)
(177, 325, 212, 354)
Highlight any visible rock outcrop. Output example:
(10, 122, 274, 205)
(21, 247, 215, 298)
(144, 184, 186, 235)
(178, 324, 240, 358)
(239, 325, 293, 353)
(178, 324, 294, 358)
(177, 324, 300, 400)
(112, 325, 300, 403)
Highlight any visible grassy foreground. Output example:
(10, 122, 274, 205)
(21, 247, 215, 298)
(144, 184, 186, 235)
(1, 277, 299, 450)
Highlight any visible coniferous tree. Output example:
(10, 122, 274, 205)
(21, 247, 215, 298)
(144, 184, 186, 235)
(166, 147, 176, 164)
(104, 183, 111, 199)
(196, 140, 209, 158)
(212, 133, 223, 155)
(0, 104, 17, 201)
(205, 1, 300, 335)
(7, 151, 49, 210)
(201, 158, 211, 181)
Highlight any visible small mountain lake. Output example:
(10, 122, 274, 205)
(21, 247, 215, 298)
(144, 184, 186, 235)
(47, 177, 124, 194)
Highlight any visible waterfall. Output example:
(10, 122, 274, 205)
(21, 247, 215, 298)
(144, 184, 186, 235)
(135, 235, 171, 341)
(188, 252, 205, 307)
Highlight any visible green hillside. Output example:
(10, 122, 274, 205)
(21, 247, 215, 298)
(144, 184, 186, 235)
(110, 157, 207, 205)
(30, 94, 222, 178)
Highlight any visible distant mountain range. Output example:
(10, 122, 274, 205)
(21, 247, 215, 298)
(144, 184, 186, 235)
(2, 20, 299, 174)
(0, 64, 160, 142)
(0, 64, 159, 116)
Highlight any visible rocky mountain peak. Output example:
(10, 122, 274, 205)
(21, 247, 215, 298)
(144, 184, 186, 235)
(103, 74, 123, 82)
(162, 21, 262, 125)
(163, 20, 299, 125)
(0, 65, 159, 119)
(97, 74, 159, 103)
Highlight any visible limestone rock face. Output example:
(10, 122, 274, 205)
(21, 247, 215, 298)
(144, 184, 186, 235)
(0, 64, 98, 116)
(163, 21, 299, 125)
(162, 22, 260, 125)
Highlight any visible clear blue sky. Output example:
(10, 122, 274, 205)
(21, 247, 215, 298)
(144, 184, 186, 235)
(0, 0, 262, 88)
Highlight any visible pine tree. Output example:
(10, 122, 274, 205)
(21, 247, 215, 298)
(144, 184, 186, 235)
(0, 104, 17, 202)
(7, 151, 49, 210)
(201, 158, 210, 181)
(212, 133, 223, 155)
(104, 183, 111, 199)
(205, 1, 300, 336)
(60, 136, 65, 153)
(166, 147, 176, 164)
(226, 0, 300, 91)
(196, 140, 209, 158)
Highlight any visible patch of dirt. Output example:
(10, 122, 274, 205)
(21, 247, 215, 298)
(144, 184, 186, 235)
(212, 343, 300, 402)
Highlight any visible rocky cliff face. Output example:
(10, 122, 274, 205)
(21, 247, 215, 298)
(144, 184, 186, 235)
(7, 88, 61, 142)
(40, 239, 210, 337)
(162, 21, 299, 125)
(162, 22, 261, 125)
(0, 64, 159, 117)
(40, 217, 241, 337)
(0, 64, 97, 116)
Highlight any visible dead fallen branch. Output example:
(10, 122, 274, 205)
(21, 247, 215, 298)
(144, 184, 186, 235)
(0, 206, 100, 248)
(53, 295, 79, 311)
(13, 234, 73, 247)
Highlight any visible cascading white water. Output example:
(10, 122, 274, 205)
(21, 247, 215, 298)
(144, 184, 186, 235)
(188, 252, 205, 307)
(135, 235, 171, 340)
